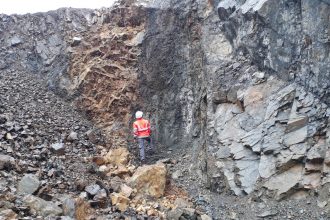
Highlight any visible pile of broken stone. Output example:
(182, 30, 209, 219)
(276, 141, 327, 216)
(0, 146, 212, 219)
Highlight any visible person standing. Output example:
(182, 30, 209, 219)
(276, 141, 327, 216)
(133, 111, 153, 163)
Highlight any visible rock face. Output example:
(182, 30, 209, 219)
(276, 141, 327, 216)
(137, 0, 330, 197)
(128, 163, 167, 198)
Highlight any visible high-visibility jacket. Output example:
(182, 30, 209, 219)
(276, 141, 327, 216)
(133, 118, 151, 138)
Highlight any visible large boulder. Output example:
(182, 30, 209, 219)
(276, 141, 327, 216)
(104, 147, 130, 166)
(23, 195, 62, 217)
(128, 163, 167, 198)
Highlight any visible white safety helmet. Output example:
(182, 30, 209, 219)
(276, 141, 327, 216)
(135, 111, 143, 119)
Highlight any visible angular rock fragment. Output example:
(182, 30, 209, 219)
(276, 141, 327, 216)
(182, 208, 197, 219)
(71, 37, 82, 47)
(264, 165, 303, 199)
(286, 115, 308, 133)
(128, 163, 166, 198)
(290, 144, 307, 160)
(283, 126, 308, 147)
(0, 209, 17, 220)
(94, 188, 107, 201)
(67, 131, 78, 141)
(174, 198, 193, 208)
(236, 158, 259, 194)
(120, 184, 133, 198)
(166, 208, 184, 220)
(201, 214, 213, 220)
(18, 174, 40, 195)
(302, 173, 321, 189)
(305, 162, 322, 172)
(108, 165, 130, 177)
(306, 139, 327, 162)
(85, 184, 101, 196)
(10, 36, 22, 46)
(259, 154, 276, 179)
(104, 147, 129, 166)
(172, 170, 182, 179)
(24, 195, 62, 217)
(62, 197, 76, 218)
(110, 176, 125, 192)
(111, 192, 130, 212)
(50, 143, 65, 155)
(5, 133, 13, 140)
(0, 154, 15, 170)
(257, 210, 278, 218)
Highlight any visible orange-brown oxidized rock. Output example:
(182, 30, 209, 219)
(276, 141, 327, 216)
(128, 163, 166, 198)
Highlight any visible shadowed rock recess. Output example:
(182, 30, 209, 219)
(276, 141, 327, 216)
(0, 0, 329, 219)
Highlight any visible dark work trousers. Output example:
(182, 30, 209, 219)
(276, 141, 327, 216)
(138, 137, 153, 160)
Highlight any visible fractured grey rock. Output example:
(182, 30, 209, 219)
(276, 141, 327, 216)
(236, 158, 259, 194)
(62, 197, 75, 217)
(24, 195, 62, 217)
(264, 165, 303, 198)
(305, 162, 322, 172)
(287, 116, 308, 133)
(172, 170, 183, 180)
(201, 214, 212, 220)
(265, 85, 296, 120)
(85, 184, 101, 196)
(283, 126, 308, 147)
(71, 37, 82, 47)
(259, 154, 276, 179)
(230, 143, 257, 160)
(240, 127, 263, 153)
(94, 188, 107, 201)
(67, 131, 78, 141)
(18, 174, 40, 195)
(50, 143, 65, 155)
(129, 31, 145, 46)
(10, 36, 22, 46)
(290, 143, 307, 160)
(0, 154, 15, 170)
(302, 172, 321, 189)
(212, 90, 228, 104)
(257, 210, 278, 218)
(167, 208, 184, 220)
(306, 140, 327, 162)
(215, 146, 231, 159)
